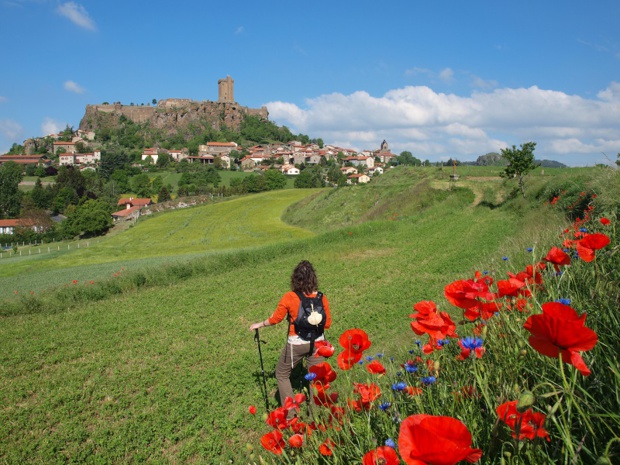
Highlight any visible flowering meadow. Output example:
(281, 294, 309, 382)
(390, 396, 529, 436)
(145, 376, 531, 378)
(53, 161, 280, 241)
(251, 190, 619, 463)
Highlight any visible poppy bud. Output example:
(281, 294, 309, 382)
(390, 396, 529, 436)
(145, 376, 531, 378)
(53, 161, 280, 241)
(245, 443, 253, 451)
(596, 456, 612, 465)
(520, 349, 527, 357)
(516, 390, 535, 413)
(481, 326, 488, 338)
(433, 360, 440, 373)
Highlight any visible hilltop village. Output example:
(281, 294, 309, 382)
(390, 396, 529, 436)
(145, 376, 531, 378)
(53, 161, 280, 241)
(0, 76, 406, 241)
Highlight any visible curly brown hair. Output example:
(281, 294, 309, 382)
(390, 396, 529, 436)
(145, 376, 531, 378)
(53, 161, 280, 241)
(290, 260, 318, 294)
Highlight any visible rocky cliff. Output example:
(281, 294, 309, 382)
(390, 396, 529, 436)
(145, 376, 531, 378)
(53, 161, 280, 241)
(78, 99, 269, 137)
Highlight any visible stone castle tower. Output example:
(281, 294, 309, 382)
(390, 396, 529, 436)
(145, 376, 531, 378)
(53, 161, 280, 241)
(218, 76, 234, 103)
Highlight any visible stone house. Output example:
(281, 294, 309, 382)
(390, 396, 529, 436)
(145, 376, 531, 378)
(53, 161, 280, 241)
(348, 173, 370, 184)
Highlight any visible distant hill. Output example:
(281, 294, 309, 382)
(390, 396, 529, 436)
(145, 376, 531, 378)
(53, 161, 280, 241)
(474, 152, 566, 168)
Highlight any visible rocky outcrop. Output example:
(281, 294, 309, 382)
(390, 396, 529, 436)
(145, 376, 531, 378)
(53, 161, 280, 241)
(78, 99, 269, 137)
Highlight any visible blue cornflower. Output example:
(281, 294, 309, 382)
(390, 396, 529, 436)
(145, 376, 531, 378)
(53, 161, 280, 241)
(392, 381, 407, 391)
(574, 251, 580, 258)
(421, 376, 436, 385)
(414, 340, 421, 347)
(390, 357, 395, 362)
(579, 227, 588, 233)
(396, 371, 403, 377)
(358, 359, 365, 365)
(556, 270, 563, 276)
(483, 270, 489, 275)
(502, 256, 509, 261)
(408, 349, 415, 354)
(405, 364, 418, 373)
(385, 438, 396, 448)
(556, 298, 571, 305)
(366, 355, 374, 361)
(526, 247, 533, 252)
(304, 373, 317, 381)
(460, 336, 484, 350)
(376, 353, 384, 358)
(436, 339, 445, 347)
(379, 402, 391, 411)
(563, 248, 570, 253)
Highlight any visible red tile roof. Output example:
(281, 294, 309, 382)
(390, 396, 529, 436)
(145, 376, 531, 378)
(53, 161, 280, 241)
(112, 206, 141, 217)
(117, 198, 152, 206)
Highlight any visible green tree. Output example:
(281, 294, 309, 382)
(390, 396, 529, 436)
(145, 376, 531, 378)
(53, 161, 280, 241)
(56, 165, 86, 197)
(63, 199, 113, 238)
(500, 142, 539, 198)
(158, 186, 171, 202)
(131, 174, 152, 198)
(0, 161, 24, 218)
(263, 169, 287, 190)
(156, 152, 171, 168)
(398, 151, 422, 166)
(294, 167, 324, 188)
(151, 175, 164, 193)
(31, 178, 53, 210)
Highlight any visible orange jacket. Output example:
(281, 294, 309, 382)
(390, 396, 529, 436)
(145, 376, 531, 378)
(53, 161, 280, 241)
(268, 291, 332, 337)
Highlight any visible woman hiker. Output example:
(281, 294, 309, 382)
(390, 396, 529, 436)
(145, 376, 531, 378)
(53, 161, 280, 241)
(249, 260, 331, 415)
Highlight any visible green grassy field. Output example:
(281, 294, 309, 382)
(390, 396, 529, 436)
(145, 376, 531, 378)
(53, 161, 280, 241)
(0, 189, 317, 296)
(1, 166, 615, 463)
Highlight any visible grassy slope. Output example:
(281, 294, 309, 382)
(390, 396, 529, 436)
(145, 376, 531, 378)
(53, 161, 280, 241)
(0, 190, 316, 296)
(0, 167, 575, 463)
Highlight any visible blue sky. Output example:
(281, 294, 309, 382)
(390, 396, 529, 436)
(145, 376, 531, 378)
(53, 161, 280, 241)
(0, 0, 618, 166)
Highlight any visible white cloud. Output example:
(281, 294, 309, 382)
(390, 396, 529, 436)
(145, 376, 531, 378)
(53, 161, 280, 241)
(438, 68, 454, 84)
(471, 75, 498, 90)
(64, 80, 85, 94)
(265, 82, 620, 166)
(57, 2, 96, 31)
(41, 117, 65, 136)
(0, 119, 24, 140)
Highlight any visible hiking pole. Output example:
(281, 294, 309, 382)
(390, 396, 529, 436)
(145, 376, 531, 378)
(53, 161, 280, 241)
(254, 328, 270, 412)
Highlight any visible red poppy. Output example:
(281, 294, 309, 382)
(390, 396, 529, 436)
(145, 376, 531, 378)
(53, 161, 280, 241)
(405, 386, 423, 396)
(283, 393, 307, 412)
(576, 233, 610, 262)
(444, 280, 485, 309)
(410, 301, 458, 339)
(496, 400, 550, 441)
(354, 382, 382, 407)
(260, 430, 285, 455)
(600, 217, 610, 225)
(266, 407, 290, 429)
(543, 246, 571, 271)
(366, 360, 386, 375)
(339, 328, 372, 353)
(248, 405, 257, 415)
(362, 446, 400, 465)
(462, 301, 499, 321)
(313, 383, 339, 406)
(337, 349, 363, 370)
(497, 278, 527, 298)
(523, 302, 598, 376)
(319, 438, 335, 456)
(314, 340, 335, 358)
(288, 433, 304, 448)
(398, 414, 482, 464)
(309, 362, 337, 384)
